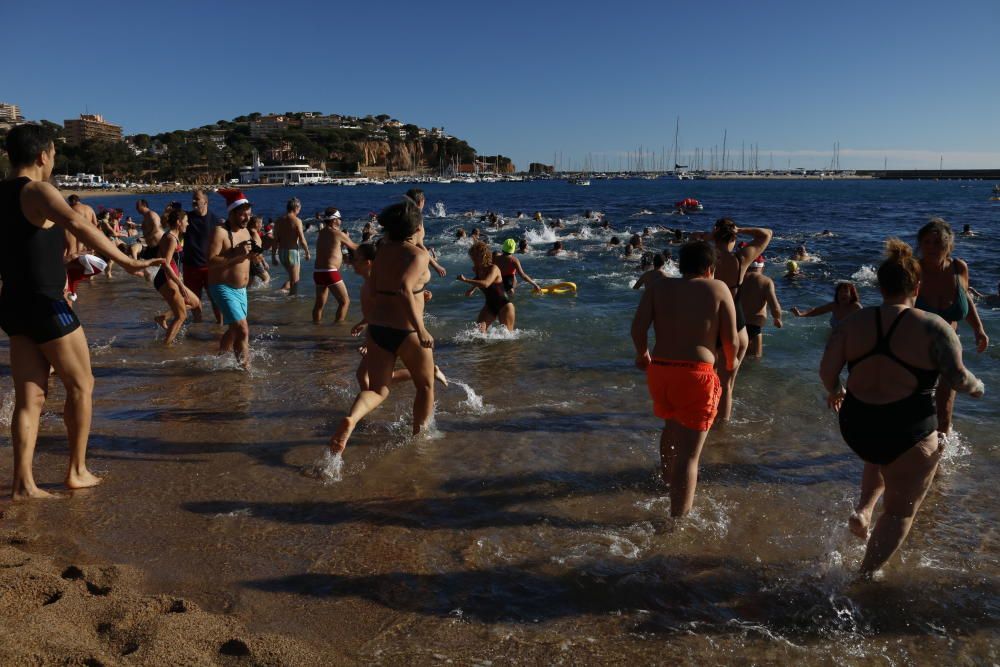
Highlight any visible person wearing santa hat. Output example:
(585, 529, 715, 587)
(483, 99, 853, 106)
(207, 188, 261, 369)
(739, 256, 783, 359)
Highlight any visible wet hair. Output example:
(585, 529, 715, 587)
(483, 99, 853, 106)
(963, 224, 972, 232)
(378, 199, 422, 241)
(835, 281, 859, 303)
(4, 124, 55, 167)
(713, 218, 738, 245)
(553, 241, 563, 250)
(405, 188, 425, 204)
(877, 238, 921, 297)
(673, 229, 683, 241)
(355, 243, 377, 262)
(653, 253, 665, 269)
(468, 241, 493, 267)
(163, 207, 187, 230)
(456, 228, 467, 238)
(609, 236, 621, 246)
(629, 234, 642, 247)
(917, 217, 954, 257)
(518, 238, 528, 250)
(287, 197, 301, 212)
(679, 240, 717, 275)
(67, 194, 80, 205)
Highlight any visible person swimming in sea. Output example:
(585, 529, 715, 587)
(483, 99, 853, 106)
(792, 281, 862, 330)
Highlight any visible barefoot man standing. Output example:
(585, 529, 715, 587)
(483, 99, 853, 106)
(631, 241, 738, 517)
(312, 207, 357, 323)
(0, 125, 163, 499)
(207, 189, 259, 369)
(275, 197, 310, 294)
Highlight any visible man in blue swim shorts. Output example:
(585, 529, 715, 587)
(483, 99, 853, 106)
(208, 188, 261, 369)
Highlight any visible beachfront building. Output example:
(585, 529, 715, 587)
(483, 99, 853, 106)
(301, 114, 346, 132)
(249, 114, 302, 138)
(64, 114, 123, 145)
(0, 103, 24, 123)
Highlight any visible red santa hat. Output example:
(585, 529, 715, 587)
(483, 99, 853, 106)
(217, 188, 251, 213)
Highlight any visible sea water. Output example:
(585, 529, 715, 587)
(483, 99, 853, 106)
(1, 178, 996, 663)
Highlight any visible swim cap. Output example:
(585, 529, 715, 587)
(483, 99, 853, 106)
(502, 238, 517, 254)
(786, 260, 799, 272)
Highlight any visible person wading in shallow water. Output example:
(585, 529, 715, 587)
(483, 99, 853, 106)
(631, 241, 738, 517)
(208, 189, 260, 369)
(274, 197, 310, 294)
(312, 207, 357, 323)
(0, 124, 163, 499)
(820, 238, 984, 576)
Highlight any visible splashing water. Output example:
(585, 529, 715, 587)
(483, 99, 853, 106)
(451, 380, 494, 415)
(431, 202, 447, 218)
(525, 224, 558, 244)
(304, 449, 344, 484)
(850, 265, 878, 287)
(451, 324, 544, 344)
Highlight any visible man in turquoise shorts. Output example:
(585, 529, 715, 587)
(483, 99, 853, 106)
(208, 189, 261, 369)
(274, 197, 310, 295)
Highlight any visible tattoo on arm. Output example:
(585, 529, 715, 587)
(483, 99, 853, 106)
(927, 318, 983, 394)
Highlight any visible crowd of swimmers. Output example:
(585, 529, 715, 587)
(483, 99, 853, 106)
(0, 123, 992, 579)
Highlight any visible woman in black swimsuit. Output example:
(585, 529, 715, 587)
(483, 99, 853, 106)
(458, 241, 516, 333)
(820, 238, 984, 576)
(329, 199, 436, 455)
(697, 218, 773, 421)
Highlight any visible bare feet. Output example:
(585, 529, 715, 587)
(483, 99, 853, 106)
(66, 469, 103, 490)
(154, 314, 168, 330)
(849, 510, 871, 539)
(12, 484, 59, 501)
(434, 365, 449, 387)
(329, 417, 355, 454)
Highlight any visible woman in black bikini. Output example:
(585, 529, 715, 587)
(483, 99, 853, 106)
(329, 199, 436, 454)
(152, 208, 201, 345)
(696, 219, 772, 421)
(820, 238, 984, 576)
(458, 241, 516, 333)
(913, 218, 989, 434)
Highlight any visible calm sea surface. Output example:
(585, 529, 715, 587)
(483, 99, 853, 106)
(2, 179, 997, 663)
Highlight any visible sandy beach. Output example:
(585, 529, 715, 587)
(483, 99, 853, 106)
(0, 522, 324, 665)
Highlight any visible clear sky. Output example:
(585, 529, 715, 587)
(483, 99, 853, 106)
(5, 0, 998, 170)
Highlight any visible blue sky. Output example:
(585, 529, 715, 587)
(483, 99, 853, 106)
(5, 0, 998, 170)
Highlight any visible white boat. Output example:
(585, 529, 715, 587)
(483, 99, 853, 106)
(567, 177, 590, 186)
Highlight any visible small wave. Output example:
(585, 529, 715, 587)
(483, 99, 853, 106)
(525, 225, 559, 244)
(214, 508, 253, 518)
(850, 265, 878, 287)
(89, 336, 117, 355)
(430, 202, 447, 218)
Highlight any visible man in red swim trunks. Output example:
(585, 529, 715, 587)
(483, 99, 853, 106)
(631, 240, 739, 517)
(312, 207, 357, 323)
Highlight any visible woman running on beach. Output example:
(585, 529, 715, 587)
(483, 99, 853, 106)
(696, 218, 772, 421)
(330, 199, 436, 454)
(458, 240, 515, 332)
(820, 238, 984, 576)
(792, 281, 862, 330)
(153, 208, 201, 345)
(913, 218, 989, 433)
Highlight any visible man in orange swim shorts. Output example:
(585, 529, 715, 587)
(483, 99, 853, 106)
(631, 241, 739, 517)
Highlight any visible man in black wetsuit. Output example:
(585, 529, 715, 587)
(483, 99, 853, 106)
(184, 189, 223, 323)
(0, 124, 163, 500)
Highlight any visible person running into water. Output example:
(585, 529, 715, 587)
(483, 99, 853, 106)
(135, 198, 163, 265)
(0, 125, 163, 499)
(820, 238, 984, 576)
(64, 195, 106, 302)
(312, 207, 357, 323)
(913, 218, 989, 434)
(493, 238, 541, 294)
(152, 208, 202, 345)
(631, 241, 738, 517)
(693, 218, 772, 422)
(330, 199, 436, 454)
(458, 241, 516, 333)
(792, 281, 862, 330)
(633, 252, 670, 289)
(184, 189, 223, 323)
(207, 189, 260, 369)
(740, 256, 783, 358)
(349, 243, 447, 390)
(274, 197, 310, 294)
(405, 189, 448, 277)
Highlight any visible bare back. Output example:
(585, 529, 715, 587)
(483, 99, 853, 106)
(275, 213, 303, 250)
(370, 241, 431, 329)
(314, 226, 351, 270)
(647, 277, 735, 364)
(141, 210, 162, 246)
(740, 272, 774, 326)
